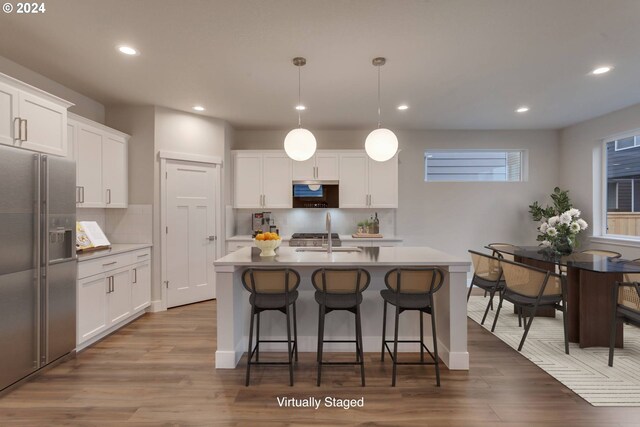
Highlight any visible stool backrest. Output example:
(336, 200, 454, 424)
(469, 250, 503, 281)
(241, 268, 300, 294)
(487, 243, 517, 262)
(311, 268, 371, 294)
(616, 282, 640, 313)
(500, 259, 561, 298)
(384, 267, 445, 295)
(622, 258, 640, 283)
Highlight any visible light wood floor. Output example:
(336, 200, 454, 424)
(2, 300, 640, 426)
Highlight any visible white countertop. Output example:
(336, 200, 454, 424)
(77, 243, 152, 262)
(226, 234, 403, 242)
(214, 246, 468, 268)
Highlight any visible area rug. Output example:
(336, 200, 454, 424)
(468, 295, 640, 406)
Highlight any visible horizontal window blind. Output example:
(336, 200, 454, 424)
(425, 150, 523, 182)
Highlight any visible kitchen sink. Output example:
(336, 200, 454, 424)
(295, 246, 362, 253)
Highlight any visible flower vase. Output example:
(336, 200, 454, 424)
(552, 236, 574, 256)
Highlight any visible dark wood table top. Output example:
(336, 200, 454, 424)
(485, 245, 640, 274)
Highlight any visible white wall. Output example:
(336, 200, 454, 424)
(234, 129, 559, 259)
(559, 102, 640, 258)
(0, 55, 105, 123)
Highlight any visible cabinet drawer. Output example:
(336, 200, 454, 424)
(78, 252, 133, 279)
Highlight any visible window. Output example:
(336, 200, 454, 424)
(424, 150, 524, 182)
(604, 133, 640, 238)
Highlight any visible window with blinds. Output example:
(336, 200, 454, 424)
(424, 150, 524, 182)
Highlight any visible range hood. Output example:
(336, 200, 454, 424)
(292, 183, 339, 208)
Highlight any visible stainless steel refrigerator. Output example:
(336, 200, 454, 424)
(0, 145, 76, 392)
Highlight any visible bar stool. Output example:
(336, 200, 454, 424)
(241, 268, 300, 386)
(380, 267, 446, 387)
(312, 268, 371, 387)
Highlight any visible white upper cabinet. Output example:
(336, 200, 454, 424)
(233, 151, 292, 209)
(339, 153, 369, 208)
(262, 152, 293, 208)
(339, 151, 398, 208)
(234, 152, 263, 208)
(77, 124, 104, 207)
(0, 73, 72, 156)
(368, 154, 398, 208)
(102, 134, 128, 208)
(71, 113, 129, 208)
(0, 80, 19, 147)
(291, 151, 339, 181)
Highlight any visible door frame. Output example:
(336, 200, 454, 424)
(159, 151, 223, 311)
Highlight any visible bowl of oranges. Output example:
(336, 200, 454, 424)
(254, 232, 281, 257)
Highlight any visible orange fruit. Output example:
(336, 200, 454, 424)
(255, 234, 265, 241)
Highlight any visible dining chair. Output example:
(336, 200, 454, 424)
(487, 243, 517, 262)
(467, 250, 505, 325)
(312, 268, 370, 386)
(491, 258, 569, 354)
(608, 281, 640, 366)
(241, 268, 301, 386)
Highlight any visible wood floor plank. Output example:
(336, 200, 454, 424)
(0, 299, 639, 425)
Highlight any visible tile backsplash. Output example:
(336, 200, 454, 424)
(76, 208, 106, 230)
(234, 209, 396, 236)
(104, 204, 153, 244)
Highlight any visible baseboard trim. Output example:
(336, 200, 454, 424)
(149, 299, 165, 312)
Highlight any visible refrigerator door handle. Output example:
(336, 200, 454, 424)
(34, 154, 42, 367)
(41, 155, 49, 366)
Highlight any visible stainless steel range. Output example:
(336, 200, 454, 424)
(288, 233, 342, 247)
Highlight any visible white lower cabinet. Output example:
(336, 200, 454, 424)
(77, 274, 109, 343)
(77, 247, 151, 348)
(131, 261, 151, 312)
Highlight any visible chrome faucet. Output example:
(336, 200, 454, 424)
(326, 211, 332, 254)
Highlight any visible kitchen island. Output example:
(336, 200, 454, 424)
(213, 246, 471, 370)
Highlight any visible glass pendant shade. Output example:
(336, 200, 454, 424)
(365, 128, 398, 162)
(284, 128, 317, 161)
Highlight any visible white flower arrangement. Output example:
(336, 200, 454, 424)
(529, 188, 588, 254)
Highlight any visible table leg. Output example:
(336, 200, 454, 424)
(578, 270, 623, 349)
(566, 266, 580, 343)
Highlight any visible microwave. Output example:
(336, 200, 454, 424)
(292, 183, 339, 208)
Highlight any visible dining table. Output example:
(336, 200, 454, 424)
(486, 245, 640, 348)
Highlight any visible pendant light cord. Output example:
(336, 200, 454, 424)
(377, 64, 381, 128)
(298, 65, 302, 127)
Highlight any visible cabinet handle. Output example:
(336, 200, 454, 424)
(81, 186, 85, 203)
(111, 276, 114, 293)
(21, 119, 28, 142)
(263, 194, 266, 206)
(106, 189, 111, 204)
(133, 268, 137, 284)
(76, 186, 81, 204)
(369, 194, 372, 206)
(137, 253, 149, 258)
(13, 117, 21, 141)
(102, 261, 117, 267)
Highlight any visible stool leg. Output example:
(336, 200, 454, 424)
(355, 308, 360, 363)
(285, 302, 294, 386)
(356, 303, 365, 387)
(293, 301, 299, 362)
(317, 305, 326, 387)
(317, 304, 322, 363)
(392, 303, 400, 387)
(430, 304, 441, 387)
(245, 305, 256, 387)
(420, 311, 425, 363)
(255, 311, 260, 362)
(381, 300, 387, 362)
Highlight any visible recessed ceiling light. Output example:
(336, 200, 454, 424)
(592, 66, 612, 75)
(192, 105, 205, 112)
(516, 106, 530, 113)
(295, 105, 306, 111)
(117, 45, 139, 56)
(397, 105, 409, 110)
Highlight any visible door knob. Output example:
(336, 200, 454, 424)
(208, 236, 217, 241)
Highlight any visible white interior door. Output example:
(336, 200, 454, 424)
(165, 160, 218, 308)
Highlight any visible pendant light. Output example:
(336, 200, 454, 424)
(365, 57, 398, 162)
(284, 57, 317, 161)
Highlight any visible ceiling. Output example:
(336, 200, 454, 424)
(1, 0, 640, 130)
